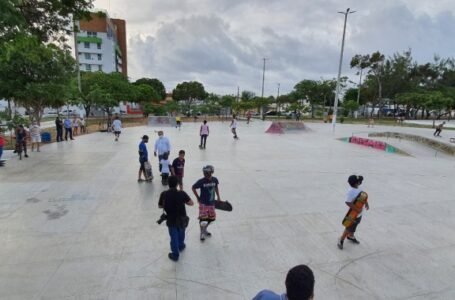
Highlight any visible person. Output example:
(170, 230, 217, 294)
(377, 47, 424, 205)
(0, 130, 5, 162)
(154, 130, 171, 167)
(160, 152, 172, 186)
(175, 116, 182, 130)
(64, 117, 74, 140)
(16, 125, 28, 158)
(367, 118, 374, 128)
(246, 111, 252, 124)
(199, 120, 209, 149)
(230, 114, 239, 139)
(296, 111, 301, 121)
(434, 121, 446, 137)
(171, 150, 186, 191)
(73, 116, 80, 136)
(80, 117, 86, 134)
(337, 175, 369, 250)
(55, 117, 63, 142)
(138, 135, 152, 182)
(29, 121, 41, 152)
(192, 165, 225, 241)
(112, 116, 122, 141)
(253, 264, 315, 300)
(158, 176, 194, 262)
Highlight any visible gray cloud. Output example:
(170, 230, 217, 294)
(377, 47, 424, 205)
(96, 0, 455, 95)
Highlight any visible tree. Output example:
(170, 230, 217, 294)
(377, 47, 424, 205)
(172, 81, 206, 112)
(1, 0, 93, 43)
(134, 78, 166, 100)
(0, 35, 75, 124)
(343, 100, 360, 117)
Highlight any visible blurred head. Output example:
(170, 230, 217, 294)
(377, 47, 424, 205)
(348, 175, 364, 188)
(179, 150, 185, 158)
(203, 120, 207, 124)
(168, 176, 178, 188)
(142, 135, 149, 143)
(285, 265, 315, 300)
(202, 165, 214, 177)
(163, 152, 169, 160)
(158, 130, 164, 137)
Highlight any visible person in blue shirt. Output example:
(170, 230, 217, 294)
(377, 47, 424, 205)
(64, 117, 74, 140)
(138, 135, 150, 182)
(154, 130, 171, 167)
(253, 265, 315, 300)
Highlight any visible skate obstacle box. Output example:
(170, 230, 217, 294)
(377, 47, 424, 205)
(265, 121, 305, 134)
(339, 136, 409, 155)
(148, 116, 177, 127)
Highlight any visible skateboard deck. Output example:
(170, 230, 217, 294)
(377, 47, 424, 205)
(215, 200, 233, 211)
(144, 161, 153, 179)
(342, 192, 368, 228)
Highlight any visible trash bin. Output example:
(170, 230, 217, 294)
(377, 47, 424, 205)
(41, 132, 51, 143)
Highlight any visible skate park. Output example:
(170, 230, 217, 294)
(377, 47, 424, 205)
(0, 120, 455, 299)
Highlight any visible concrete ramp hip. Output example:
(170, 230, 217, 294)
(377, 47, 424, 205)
(265, 121, 306, 134)
(339, 136, 409, 155)
(148, 116, 176, 127)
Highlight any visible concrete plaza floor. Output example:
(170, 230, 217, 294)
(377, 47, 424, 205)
(0, 120, 454, 300)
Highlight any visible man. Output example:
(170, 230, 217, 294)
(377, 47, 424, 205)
(229, 115, 238, 139)
(154, 130, 171, 166)
(55, 117, 63, 142)
(64, 117, 74, 141)
(434, 121, 446, 137)
(171, 150, 186, 191)
(253, 265, 315, 300)
(138, 135, 151, 182)
(29, 121, 41, 152)
(112, 116, 122, 141)
(246, 111, 252, 124)
(158, 176, 194, 262)
(16, 125, 28, 158)
(192, 165, 224, 241)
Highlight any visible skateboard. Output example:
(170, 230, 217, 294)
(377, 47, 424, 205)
(0, 159, 5, 167)
(342, 192, 368, 228)
(144, 161, 153, 179)
(214, 200, 233, 211)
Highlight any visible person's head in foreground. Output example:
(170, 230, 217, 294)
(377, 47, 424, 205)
(168, 176, 178, 189)
(142, 135, 149, 143)
(348, 175, 363, 188)
(286, 264, 315, 300)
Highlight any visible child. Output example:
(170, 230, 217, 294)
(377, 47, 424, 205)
(338, 175, 369, 250)
(171, 150, 186, 190)
(160, 152, 172, 186)
(199, 120, 209, 149)
(230, 114, 238, 139)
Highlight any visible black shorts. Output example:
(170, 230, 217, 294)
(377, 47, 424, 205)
(176, 176, 183, 186)
(346, 217, 362, 233)
(114, 131, 121, 135)
(139, 161, 145, 171)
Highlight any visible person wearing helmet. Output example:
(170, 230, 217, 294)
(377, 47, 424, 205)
(337, 175, 369, 250)
(192, 165, 223, 241)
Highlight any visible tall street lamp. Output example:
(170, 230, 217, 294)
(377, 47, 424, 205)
(260, 57, 267, 119)
(332, 8, 355, 132)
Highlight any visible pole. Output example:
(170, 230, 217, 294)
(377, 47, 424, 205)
(277, 83, 280, 113)
(332, 8, 355, 132)
(261, 58, 266, 119)
(355, 67, 363, 118)
(73, 19, 81, 93)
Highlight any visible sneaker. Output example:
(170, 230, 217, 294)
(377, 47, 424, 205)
(137, 178, 144, 182)
(337, 240, 344, 250)
(205, 231, 212, 237)
(200, 233, 205, 241)
(24, 154, 29, 158)
(168, 253, 178, 262)
(146, 176, 154, 182)
(179, 245, 186, 252)
(347, 236, 360, 244)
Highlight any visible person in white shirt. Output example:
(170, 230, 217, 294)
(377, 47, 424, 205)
(338, 175, 369, 250)
(112, 116, 122, 141)
(159, 152, 172, 185)
(154, 130, 171, 167)
(229, 114, 238, 139)
(199, 120, 209, 149)
(29, 121, 41, 152)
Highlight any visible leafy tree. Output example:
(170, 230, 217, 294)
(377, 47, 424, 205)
(134, 78, 166, 100)
(343, 100, 360, 117)
(0, 35, 75, 124)
(172, 81, 206, 112)
(241, 90, 256, 101)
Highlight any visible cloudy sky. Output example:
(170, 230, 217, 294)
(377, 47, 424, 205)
(94, 0, 455, 96)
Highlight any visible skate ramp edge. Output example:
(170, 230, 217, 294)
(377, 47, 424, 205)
(148, 116, 176, 127)
(368, 132, 455, 156)
(265, 121, 306, 134)
(339, 136, 409, 156)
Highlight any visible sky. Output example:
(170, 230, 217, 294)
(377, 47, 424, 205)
(94, 0, 455, 96)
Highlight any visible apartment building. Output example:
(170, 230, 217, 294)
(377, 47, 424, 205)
(76, 11, 127, 76)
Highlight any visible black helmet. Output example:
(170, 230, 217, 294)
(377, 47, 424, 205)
(348, 175, 363, 187)
(202, 165, 214, 174)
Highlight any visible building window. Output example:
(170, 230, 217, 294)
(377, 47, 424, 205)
(86, 64, 91, 71)
(84, 42, 90, 49)
(87, 31, 97, 37)
(98, 65, 102, 71)
(84, 53, 91, 60)
(97, 43, 101, 50)
(97, 54, 102, 61)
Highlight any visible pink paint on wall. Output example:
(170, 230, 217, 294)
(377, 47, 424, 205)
(350, 137, 386, 150)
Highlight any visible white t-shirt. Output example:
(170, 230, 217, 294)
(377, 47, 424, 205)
(160, 159, 171, 174)
(230, 119, 237, 129)
(29, 125, 41, 138)
(346, 187, 364, 216)
(112, 119, 122, 131)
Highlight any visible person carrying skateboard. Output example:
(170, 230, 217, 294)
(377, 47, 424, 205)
(138, 135, 152, 182)
(337, 175, 369, 250)
(434, 121, 445, 137)
(192, 165, 225, 241)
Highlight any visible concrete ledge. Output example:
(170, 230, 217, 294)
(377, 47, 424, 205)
(339, 136, 409, 155)
(368, 132, 455, 156)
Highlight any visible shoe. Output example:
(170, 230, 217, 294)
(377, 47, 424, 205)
(146, 176, 154, 181)
(179, 245, 186, 252)
(200, 232, 205, 241)
(205, 231, 212, 237)
(347, 236, 360, 244)
(337, 240, 344, 250)
(24, 154, 29, 158)
(137, 178, 145, 182)
(168, 253, 178, 262)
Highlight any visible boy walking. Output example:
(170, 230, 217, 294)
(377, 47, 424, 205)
(138, 135, 152, 182)
(29, 121, 41, 152)
(199, 120, 209, 148)
(230, 115, 238, 139)
(160, 152, 172, 185)
(171, 150, 186, 190)
(338, 175, 369, 250)
(112, 116, 122, 141)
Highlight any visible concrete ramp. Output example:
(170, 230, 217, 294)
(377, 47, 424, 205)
(148, 116, 176, 127)
(265, 121, 305, 134)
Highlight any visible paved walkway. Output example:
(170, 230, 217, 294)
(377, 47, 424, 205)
(0, 121, 454, 299)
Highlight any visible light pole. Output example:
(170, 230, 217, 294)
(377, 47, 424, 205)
(332, 8, 355, 132)
(277, 83, 280, 112)
(261, 57, 267, 119)
(355, 63, 363, 118)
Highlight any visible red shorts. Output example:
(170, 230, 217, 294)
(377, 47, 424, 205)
(198, 204, 216, 221)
